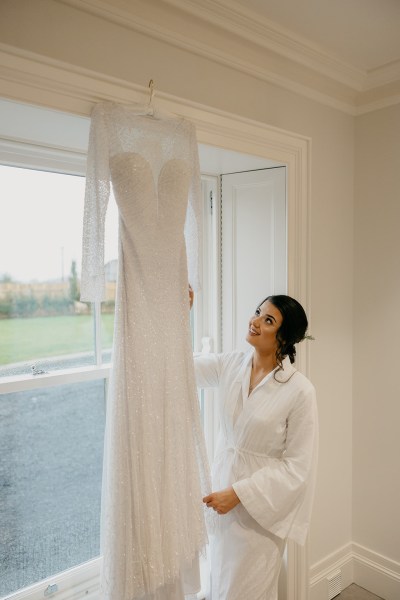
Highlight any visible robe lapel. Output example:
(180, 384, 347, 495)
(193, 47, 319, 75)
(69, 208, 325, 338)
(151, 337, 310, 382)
(233, 356, 297, 436)
(231, 352, 253, 427)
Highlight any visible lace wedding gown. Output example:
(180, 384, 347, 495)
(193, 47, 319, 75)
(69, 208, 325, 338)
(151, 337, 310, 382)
(81, 102, 210, 600)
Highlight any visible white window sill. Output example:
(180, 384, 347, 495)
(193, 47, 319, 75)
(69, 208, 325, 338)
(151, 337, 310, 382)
(0, 364, 111, 394)
(1, 558, 208, 600)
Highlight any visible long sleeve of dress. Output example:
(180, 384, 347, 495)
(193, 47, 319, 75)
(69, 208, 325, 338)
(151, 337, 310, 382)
(232, 384, 318, 545)
(184, 124, 202, 292)
(80, 103, 110, 302)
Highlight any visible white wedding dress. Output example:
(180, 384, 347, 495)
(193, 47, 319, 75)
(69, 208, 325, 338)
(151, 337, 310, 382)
(81, 102, 210, 600)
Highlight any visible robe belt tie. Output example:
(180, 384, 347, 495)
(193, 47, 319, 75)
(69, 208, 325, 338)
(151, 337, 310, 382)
(222, 445, 283, 460)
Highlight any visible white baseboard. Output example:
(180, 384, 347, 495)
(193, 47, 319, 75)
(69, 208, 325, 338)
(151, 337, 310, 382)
(4, 542, 400, 600)
(352, 543, 400, 600)
(310, 543, 400, 600)
(310, 543, 354, 600)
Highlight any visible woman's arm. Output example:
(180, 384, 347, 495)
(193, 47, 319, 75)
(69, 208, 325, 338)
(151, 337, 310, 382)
(203, 487, 240, 514)
(190, 284, 222, 387)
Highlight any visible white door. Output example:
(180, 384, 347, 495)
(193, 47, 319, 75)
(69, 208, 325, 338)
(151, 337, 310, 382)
(221, 167, 287, 352)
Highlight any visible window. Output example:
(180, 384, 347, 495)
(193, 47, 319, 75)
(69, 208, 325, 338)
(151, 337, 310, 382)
(0, 165, 119, 378)
(0, 157, 218, 599)
(0, 163, 117, 598)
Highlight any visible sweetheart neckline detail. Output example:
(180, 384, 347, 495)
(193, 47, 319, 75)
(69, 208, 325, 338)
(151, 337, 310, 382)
(110, 153, 190, 187)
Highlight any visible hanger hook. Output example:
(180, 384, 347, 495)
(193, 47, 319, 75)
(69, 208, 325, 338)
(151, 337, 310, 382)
(148, 79, 155, 107)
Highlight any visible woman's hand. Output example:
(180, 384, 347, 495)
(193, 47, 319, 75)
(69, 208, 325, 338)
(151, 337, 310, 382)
(203, 487, 240, 514)
(189, 284, 194, 309)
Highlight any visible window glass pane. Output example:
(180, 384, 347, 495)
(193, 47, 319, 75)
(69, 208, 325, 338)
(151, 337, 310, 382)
(0, 379, 106, 596)
(0, 165, 95, 377)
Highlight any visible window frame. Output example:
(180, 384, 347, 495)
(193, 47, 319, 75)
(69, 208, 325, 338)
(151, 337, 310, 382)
(0, 146, 111, 600)
(0, 141, 111, 390)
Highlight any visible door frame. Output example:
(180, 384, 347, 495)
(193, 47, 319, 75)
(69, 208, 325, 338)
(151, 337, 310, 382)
(0, 44, 312, 600)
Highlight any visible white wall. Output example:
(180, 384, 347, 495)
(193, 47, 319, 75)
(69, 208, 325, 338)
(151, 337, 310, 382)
(0, 0, 355, 587)
(353, 104, 400, 589)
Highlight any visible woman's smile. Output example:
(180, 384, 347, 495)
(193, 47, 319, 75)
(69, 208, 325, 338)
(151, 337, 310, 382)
(246, 300, 283, 354)
(248, 325, 260, 336)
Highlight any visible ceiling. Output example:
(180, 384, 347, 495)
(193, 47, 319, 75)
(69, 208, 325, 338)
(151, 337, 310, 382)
(231, 0, 400, 72)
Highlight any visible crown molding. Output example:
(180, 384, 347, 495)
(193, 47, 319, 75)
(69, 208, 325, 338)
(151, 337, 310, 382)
(164, 0, 400, 93)
(57, 0, 358, 114)
(56, 0, 400, 113)
(3, 0, 400, 117)
(74, 0, 400, 95)
(355, 93, 400, 116)
(365, 59, 400, 90)
(0, 43, 311, 149)
(162, 0, 365, 91)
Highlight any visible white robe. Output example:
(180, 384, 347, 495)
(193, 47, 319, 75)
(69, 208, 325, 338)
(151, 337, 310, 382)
(194, 351, 318, 600)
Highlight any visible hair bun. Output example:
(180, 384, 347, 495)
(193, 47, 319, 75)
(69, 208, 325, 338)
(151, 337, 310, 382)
(286, 344, 296, 364)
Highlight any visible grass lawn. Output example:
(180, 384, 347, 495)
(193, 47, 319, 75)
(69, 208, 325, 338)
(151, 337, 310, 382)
(0, 314, 114, 365)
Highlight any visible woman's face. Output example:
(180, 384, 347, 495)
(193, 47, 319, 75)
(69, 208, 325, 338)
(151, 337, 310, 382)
(246, 300, 283, 355)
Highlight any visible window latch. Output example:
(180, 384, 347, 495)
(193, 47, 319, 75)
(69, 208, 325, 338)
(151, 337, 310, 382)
(44, 584, 58, 596)
(31, 364, 47, 376)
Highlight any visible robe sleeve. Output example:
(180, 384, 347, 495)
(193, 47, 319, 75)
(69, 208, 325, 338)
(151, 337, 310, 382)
(193, 353, 223, 388)
(80, 103, 110, 302)
(184, 123, 202, 292)
(232, 383, 318, 545)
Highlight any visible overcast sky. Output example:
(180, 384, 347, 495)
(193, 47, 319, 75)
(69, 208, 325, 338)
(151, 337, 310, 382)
(1, 165, 118, 283)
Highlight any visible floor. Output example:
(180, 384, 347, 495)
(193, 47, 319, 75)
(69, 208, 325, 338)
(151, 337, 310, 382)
(337, 584, 383, 599)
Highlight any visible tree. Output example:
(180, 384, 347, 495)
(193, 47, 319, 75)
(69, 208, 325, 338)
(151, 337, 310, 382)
(69, 260, 79, 302)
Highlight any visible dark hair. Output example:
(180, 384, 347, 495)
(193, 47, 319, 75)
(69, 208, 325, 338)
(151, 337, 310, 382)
(257, 294, 308, 367)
